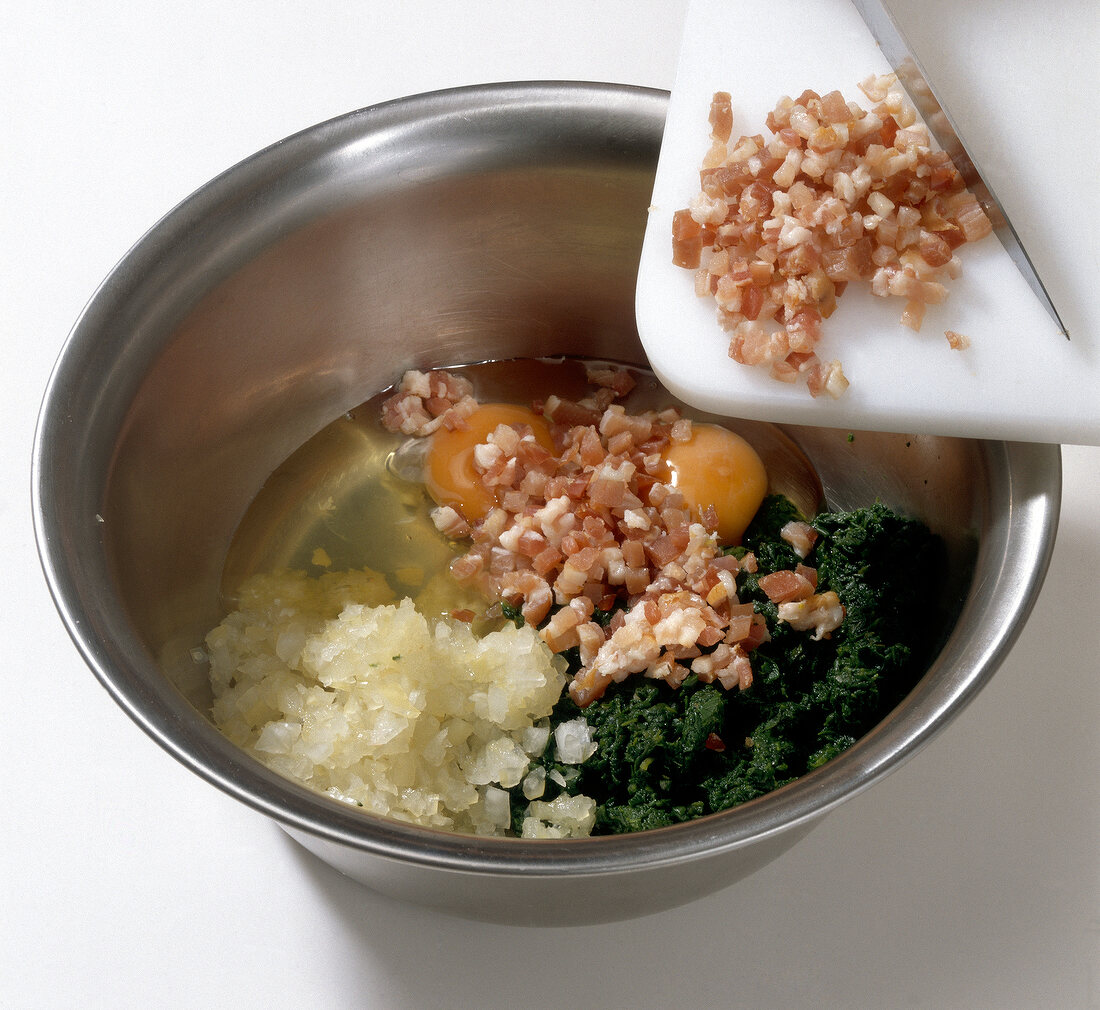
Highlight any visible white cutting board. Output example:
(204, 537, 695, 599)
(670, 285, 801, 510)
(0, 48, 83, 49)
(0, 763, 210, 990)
(636, 0, 1100, 445)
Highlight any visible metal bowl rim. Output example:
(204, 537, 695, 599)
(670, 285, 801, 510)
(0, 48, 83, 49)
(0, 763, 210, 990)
(31, 81, 1062, 878)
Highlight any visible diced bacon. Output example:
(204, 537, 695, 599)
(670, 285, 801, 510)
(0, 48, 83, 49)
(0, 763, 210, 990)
(672, 208, 704, 269)
(380, 370, 476, 436)
(568, 667, 613, 708)
(729, 320, 790, 366)
(449, 552, 483, 583)
(719, 646, 755, 691)
(568, 616, 601, 658)
(599, 404, 652, 443)
(709, 92, 734, 143)
(621, 538, 647, 568)
(516, 528, 547, 557)
(689, 191, 729, 228)
(577, 427, 606, 466)
(698, 503, 720, 534)
(624, 566, 652, 595)
(542, 395, 602, 428)
(380, 391, 433, 436)
(740, 180, 775, 220)
(567, 545, 600, 574)
(818, 89, 851, 124)
(918, 228, 953, 268)
(724, 611, 754, 642)
(697, 625, 724, 648)
(738, 615, 770, 651)
(780, 520, 818, 558)
(777, 591, 845, 640)
(809, 359, 848, 399)
(588, 458, 636, 507)
(585, 366, 636, 398)
(500, 571, 553, 627)
(473, 440, 504, 473)
(646, 528, 690, 567)
(953, 196, 993, 242)
(795, 563, 818, 589)
(900, 298, 926, 331)
(381, 365, 852, 706)
(652, 606, 707, 650)
(785, 308, 822, 352)
(532, 545, 563, 578)
(672, 80, 992, 396)
(431, 505, 471, 540)
(423, 395, 452, 418)
(758, 569, 815, 603)
(540, 601, 584, 652)
(554, 562, 588, 601)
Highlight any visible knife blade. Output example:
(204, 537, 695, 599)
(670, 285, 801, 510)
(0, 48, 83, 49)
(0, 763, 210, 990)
(851, 0, 1070, 338)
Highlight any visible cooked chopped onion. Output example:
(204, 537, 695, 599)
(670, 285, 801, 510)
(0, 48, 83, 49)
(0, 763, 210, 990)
(206, 577, 587, 837)
(554, 718, 597, 765)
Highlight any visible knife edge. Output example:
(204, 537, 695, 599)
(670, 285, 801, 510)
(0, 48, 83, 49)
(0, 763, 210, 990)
(851, 0, 1070, 338)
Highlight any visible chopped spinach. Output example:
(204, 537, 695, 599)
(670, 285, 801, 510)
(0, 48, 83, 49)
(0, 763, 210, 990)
(529, 496, 941, 834)
(500, 600, 525, 629)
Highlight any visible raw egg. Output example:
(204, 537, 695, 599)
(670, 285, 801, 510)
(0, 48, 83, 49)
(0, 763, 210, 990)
(424, 404, 555, 520)
(658, 423, 768, 543)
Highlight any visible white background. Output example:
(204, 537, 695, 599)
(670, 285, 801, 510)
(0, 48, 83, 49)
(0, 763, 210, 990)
(3, 2, 1098, 1007)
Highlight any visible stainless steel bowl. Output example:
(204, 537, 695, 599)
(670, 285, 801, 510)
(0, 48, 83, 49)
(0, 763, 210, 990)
(33, 82, 1060, 925)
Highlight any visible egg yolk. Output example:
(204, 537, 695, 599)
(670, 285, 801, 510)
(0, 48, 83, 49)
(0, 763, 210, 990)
(424, 404, 555, 520)
(658, 423, 768, 544)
